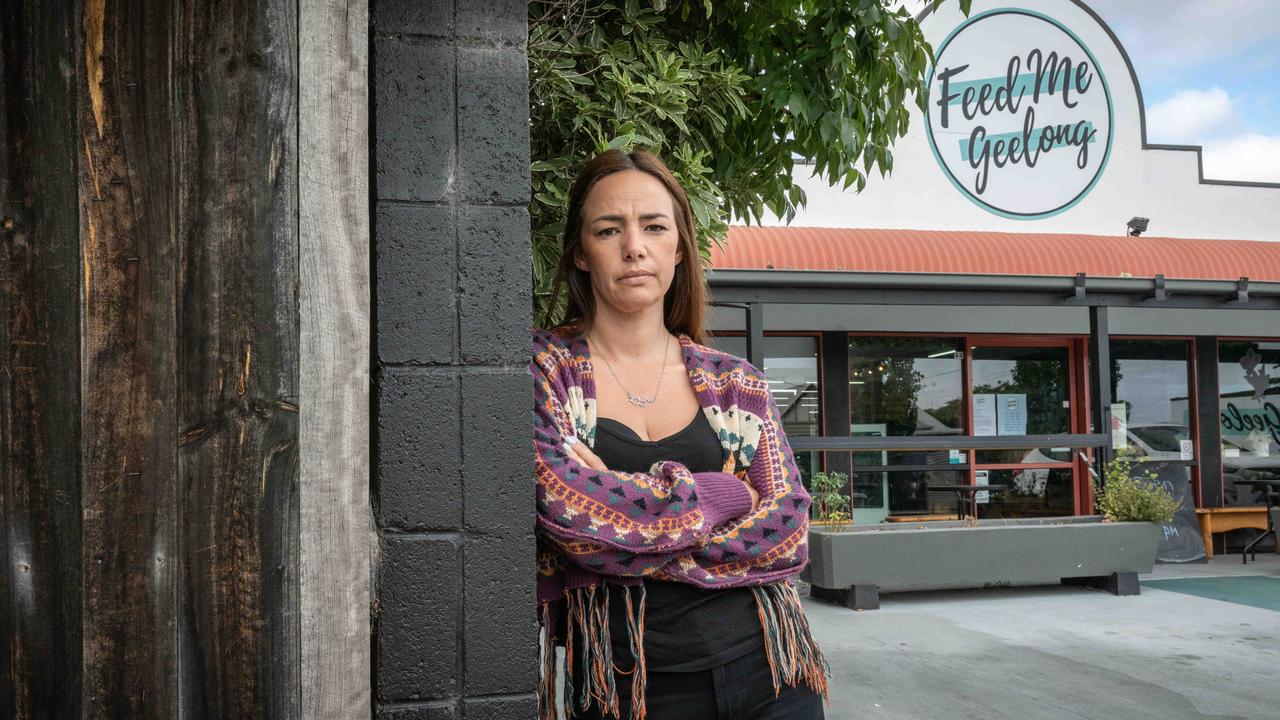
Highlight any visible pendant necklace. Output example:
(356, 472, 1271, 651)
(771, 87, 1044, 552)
(590, 331, 671, 408)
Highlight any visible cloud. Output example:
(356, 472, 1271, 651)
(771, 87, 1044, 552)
(1201, 133, 1280, 183)
(1088, 0, 1280, 78)
(1146, 87, 1237, 143)
(1146, 87, 1280, 182)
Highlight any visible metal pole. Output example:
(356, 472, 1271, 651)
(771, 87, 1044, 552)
(1089, 305, 1113, 468)
(746, 302, 765, 370)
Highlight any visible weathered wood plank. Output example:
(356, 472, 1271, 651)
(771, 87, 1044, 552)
(298, 1, 372, 718)
(173, 0, 300, 717)
(76, 0, 180, 717)
(1, 3, 85, 718)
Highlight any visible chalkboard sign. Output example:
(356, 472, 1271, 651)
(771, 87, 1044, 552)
(1146, 463, 1205, 563)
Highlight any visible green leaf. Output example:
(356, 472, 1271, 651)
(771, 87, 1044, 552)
(787, 92, 809, 122)
(606, 134, 634, 150)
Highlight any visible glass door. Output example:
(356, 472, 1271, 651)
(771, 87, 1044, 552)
(968, 341, 1079, 518)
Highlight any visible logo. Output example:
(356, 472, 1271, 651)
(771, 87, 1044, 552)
(925, 9, 1113, 219)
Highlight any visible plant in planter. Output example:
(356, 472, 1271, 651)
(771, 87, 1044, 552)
(1093, 455, 1181, 523)
(810, 471, 853, 531)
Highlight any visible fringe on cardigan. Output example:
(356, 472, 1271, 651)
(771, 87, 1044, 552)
(537, 581, 827, 720)
(751, 583, 830, 701)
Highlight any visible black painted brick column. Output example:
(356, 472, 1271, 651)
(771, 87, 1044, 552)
(371, 1, 534, 718)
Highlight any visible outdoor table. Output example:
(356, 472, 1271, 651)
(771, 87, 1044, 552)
(1235, 476, 1280, 564)
(926, 483, 1009, 520)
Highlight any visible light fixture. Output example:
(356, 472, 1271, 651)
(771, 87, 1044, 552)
(927, 349, 957, 358)
(1126, 216, 1149, 236)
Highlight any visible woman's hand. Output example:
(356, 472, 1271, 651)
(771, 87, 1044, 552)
(742, 481, 760, 512)
(564, 436, 608, 471)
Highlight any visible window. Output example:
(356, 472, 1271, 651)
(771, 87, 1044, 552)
(1110, 340, 1192, 462)
(854, 470, 964, 516)
(761, 336, 821, 447)
(1218, 341, 1280, 507)
(849, 336, 965, 437)
(970, 346, 1070, 466)
(846, 337, 967, 518)
(982, 468, 1074, 518)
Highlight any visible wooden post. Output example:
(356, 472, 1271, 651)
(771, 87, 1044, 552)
(77, 0, 181, 715)
(173, 0, 301, 716)
(1, 3, 85, 717)
(299, 1, 372, 717)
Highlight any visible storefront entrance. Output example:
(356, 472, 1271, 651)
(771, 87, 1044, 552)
(967, 338, 1084, 519)
(842, 334, 1091, 522)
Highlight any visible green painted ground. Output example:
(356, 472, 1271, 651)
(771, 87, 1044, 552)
(1141, 575, 1280, 612)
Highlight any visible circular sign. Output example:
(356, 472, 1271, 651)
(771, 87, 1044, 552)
(925, 9, 1113, 219)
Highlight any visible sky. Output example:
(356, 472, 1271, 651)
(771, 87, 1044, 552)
(1086, 0, 1280, 183)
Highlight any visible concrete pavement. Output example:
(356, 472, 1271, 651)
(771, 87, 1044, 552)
(805, 555, 1280, 720)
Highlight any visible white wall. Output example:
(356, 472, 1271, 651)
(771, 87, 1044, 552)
(767, 0, 1280, 241)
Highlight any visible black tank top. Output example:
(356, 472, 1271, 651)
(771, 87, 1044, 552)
(593, 411, 763, 672)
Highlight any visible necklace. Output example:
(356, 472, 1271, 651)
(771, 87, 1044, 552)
(589, 331, 671, 408)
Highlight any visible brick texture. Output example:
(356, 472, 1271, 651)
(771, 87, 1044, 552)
(373, 0, 534, 713)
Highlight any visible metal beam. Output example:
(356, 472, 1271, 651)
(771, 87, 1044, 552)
(789, 433, 1109, 452)
(820, 330, 852, 479)
(707, 270, 1280, 310)
(1195, 337, 1223, 509)
(746, 302, 765, 370)
(1089, 306, 1113, 467)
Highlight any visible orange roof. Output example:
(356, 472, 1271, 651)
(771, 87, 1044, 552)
(713, 227, 1280, 282)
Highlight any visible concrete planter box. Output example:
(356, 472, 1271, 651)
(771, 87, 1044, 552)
(803, 516, 1161, 610)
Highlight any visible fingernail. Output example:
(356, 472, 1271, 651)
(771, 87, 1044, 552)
(564, 435, 578, 446)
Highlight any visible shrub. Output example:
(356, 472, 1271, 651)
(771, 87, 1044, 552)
(810, 471, 852, 529)
(1092, 456, 1181, 523)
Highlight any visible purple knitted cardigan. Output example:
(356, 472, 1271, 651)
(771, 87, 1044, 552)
(532, 328, 827, 720)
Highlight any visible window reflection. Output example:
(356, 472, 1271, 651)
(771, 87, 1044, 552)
(1218, 341, 1280, 507)
(981, 468, 1074, 518)
(975, 447, 1072, 465)
(1110, 340, 1192, 463)
(850, 470, 963, 516)
(763, 337, 822, 484)
(971, 346, 1069, 436)
(849, 337, 965, 437)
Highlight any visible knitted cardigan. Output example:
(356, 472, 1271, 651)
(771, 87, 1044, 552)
(532, 328, 828, 720)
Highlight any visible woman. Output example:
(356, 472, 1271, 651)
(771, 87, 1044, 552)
(532, 149, 827, 720)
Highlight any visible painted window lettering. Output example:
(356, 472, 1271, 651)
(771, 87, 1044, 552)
(1221, 401, 1280, 447)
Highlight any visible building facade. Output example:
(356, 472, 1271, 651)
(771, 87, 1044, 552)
(707, 0, 1280, 561)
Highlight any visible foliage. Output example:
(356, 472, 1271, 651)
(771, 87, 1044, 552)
(810, 471, 853, 529)
(529, 0, 970, 322)
(1092, 455, 1181, 523)
(879, 358, 925, 436)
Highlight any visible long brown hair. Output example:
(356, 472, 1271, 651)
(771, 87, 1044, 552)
(542, 149, 709, 344)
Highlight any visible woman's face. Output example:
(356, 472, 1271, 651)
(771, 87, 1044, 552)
(574, 170, 683, 317)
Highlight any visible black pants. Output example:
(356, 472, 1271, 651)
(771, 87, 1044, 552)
(571, 645, 825, 720)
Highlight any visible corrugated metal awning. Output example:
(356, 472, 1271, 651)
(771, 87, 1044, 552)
(713, 226, 1280, 282)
